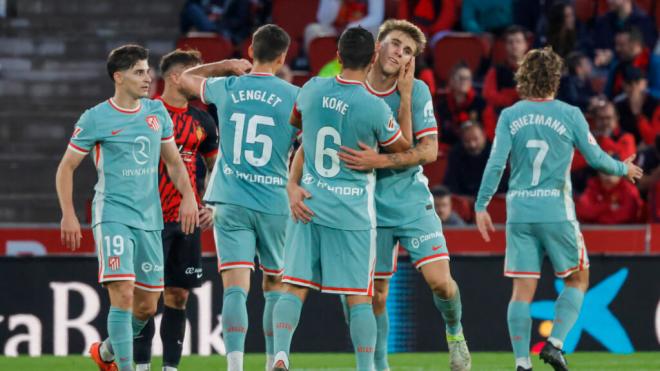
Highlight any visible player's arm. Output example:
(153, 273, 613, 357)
(572, 108, 642, 183)
(474, 112, 513, 242)
(397, 58, 414, 143)
(289, 103, 302, 130)
(179, 59, 252, 99)
(161, 140, 199, 234)
(55, 149, 87, 250)
(287, 148, 314, 223)
(339, 134, 437, 170)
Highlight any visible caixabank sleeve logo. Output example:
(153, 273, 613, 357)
(530, 268, 634, 354)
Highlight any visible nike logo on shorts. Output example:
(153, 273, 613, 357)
(111, 129, 124, 135)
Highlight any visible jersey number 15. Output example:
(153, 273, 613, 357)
(230, 113, 275, 167)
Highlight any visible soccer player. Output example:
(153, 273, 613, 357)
(179, 24, 297, 371)
(132, 49, 219, 371)
(271, 27, 411, 371)
(337, 20, 471, 371)
(55, 44, 199, 371)
(474, 47, 643, 371)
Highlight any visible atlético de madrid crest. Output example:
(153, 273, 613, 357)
(146, 115, 160, 132)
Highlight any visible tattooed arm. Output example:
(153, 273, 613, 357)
(338, 134, 438, 170)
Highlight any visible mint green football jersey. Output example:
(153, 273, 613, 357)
(475, 99, 627, 223)
(296, 76, 402, 231)
(202, 73, 299, 215)
(68, 98, 174, 230)
(367, 79, 438, 227)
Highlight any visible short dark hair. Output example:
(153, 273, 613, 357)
(160, 49, 203, 76)
(504, 25, 527, 40)
(566, 51, 587, 75)
(107, 44, 149, 82)
(338, 26, 375, 70)
(431, 185, 451, 198)
(252, 24, 290, 62)
(616, 25, 644, 45)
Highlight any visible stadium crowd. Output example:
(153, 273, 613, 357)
(173, 0, 660, 225)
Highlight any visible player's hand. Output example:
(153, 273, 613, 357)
(287, 182, 314, 223)
(397, 57, 415, 98)
(222, 58, 252, 76)
(339, 142, 384, 171)
(179, 194, 200, 234)
(623, 155, 643, 184)
(475, 211, 495, 242)
(199, 206, 214, 230)
(61, 214, 82, 250)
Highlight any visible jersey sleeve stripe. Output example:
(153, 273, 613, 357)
(202, 149, 218, 158)
(380, 129, 402, 147)
(68, 142, 90, 154)
(415, 127, 438, 140)
(200, 78, 208, 105)
(161, 135, 175, 143)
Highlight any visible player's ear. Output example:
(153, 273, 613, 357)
(113, 70, 123, 84)
(277, 51, 287, 68)
(336, 51, 342, 66)
(248, 44, 254, 60)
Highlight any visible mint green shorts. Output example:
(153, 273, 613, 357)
(213, 203, 286, 275)
(505, 221, 589, 279)
(282, 221, 376, 296)
(375, 214, 449, 279)
(93, 222, 164, 291)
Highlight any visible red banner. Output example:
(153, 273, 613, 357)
(0, 224, 653, 256)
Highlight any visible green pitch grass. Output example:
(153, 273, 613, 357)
(1, 352, 659, 370)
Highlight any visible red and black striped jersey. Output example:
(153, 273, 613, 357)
(157, 97, 218, 222)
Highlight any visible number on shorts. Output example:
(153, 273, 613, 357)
(315, 126, 341, 177)
(104, 235, 125, 256)
(526, 139, 549, 186)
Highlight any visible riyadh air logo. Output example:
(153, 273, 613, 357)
(146, 115, 160, 132)
(302, 173, 315, 185)
(223, 164, 234, 175)
(132, 136, 151, 165)
(530, 268, 633, 354)
(423, 100, 435, 123)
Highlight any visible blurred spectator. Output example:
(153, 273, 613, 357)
(650, 39, 660, 99)
(593, 101, 637, 160)
(605, 27, 651, 98)
(636, 135, 660, 195)
(415, 56, 437, 98)
(180, 0, 252, 44)
(431, 185, 466, 226)
(615, 66, 660, 145)
(398, 0, 458, 40)
(558, 52, 600, 111)
(436, 62, 486, 145)
(593, 0, 657, 56)
(443, 122, 507, 197)
(303, 0, 384, 51)
(576, 168, 643, 224)
(460, 0, 512, 34)
(543, 1, 591, 59)
(511, 0, 550, 35)
(276, 64, 293, 83)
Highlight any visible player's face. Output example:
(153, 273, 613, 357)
(595, 106, 617, 134)
(434, 195, 452, 221)
(170, 63, 199, 100)
(378, 31, 416, 76)
(118, 59, 152, 98)
(505, 32, 527, 61)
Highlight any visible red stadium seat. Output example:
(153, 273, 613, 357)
(291, 71, 312, 87)
(451, 195, 474, 223)
(432, 34, 488, 83)
(308, 36, 338, 75)
(634, 0, 653, 15)
(272, 0, 320, 41)
(423, 142, 450, 188)
(487, 195, 507, 223)
(176, 36, 234, 63)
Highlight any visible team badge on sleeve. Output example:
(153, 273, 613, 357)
(146, 115, 160, 132)
(109, 256, 121, 271)
(588, 132, 597, 145)
(387, 117, 397, 132)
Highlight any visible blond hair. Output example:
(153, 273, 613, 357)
(377, 19, 427, 56)
(515, 47, 564, 99)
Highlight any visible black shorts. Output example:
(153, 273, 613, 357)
(162, 223, 203, 288)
